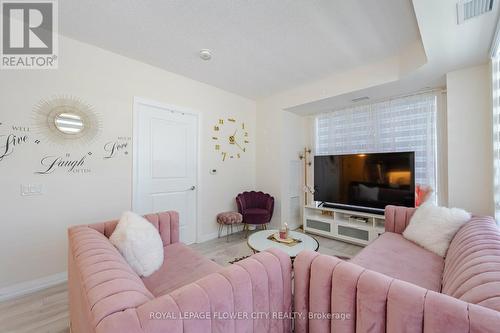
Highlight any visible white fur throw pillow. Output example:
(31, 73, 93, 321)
(109, 211, 164, 277)
(402, 203, 471, 257)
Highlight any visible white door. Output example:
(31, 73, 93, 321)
(133, 99, 198, 244)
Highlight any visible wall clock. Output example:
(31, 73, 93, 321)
(212, 118, 249, 161)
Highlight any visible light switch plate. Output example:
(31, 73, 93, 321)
(21, 184, 43, 196)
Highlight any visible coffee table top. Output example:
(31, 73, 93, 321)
(247, 230, 319, 258)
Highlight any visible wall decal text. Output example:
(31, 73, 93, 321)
(103, 136, 131, 159)
(35, 152, 92, 174)
(0, 133, 29, 162)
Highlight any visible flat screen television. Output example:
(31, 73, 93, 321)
(314, 152, 415, 213)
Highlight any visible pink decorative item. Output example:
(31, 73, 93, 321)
(415, 184, 433, 206)
(279, 229, 287, 239)
(280, 223, 289, 239)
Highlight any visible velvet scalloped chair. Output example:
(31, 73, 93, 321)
(236, 191, 274, 237)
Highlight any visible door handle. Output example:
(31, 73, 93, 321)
(189, 186, 196, 191)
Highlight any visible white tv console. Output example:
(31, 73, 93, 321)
(303, 203, 385, 246)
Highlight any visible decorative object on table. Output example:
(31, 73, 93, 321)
(247, 229, 319, 258)
(415, 184, 433, 206)
(236, 191, 274, 238)
(299, 147, 313, 205)
(216, 211, 243, 241)
(32, 95, 101, 145)
(212, 117, 249, 161)
(279, 222, 289, 239)
(269, 232, 303, 247)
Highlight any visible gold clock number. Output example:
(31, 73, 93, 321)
(222, 152, 227, 161)
(219, 119, 224, 124)
(214, 126, 219, 131)
(215, 144, 220, 150)
(242, 123, 245, 130)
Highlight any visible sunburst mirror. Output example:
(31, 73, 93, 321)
(33, 96, 101, 145)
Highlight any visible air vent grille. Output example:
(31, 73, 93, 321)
(351, 96, 369, 103)
(457, 0, 494, 24)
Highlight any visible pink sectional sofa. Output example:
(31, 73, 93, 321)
(294, 205, 500, 333)
(68, 211, 292, 333)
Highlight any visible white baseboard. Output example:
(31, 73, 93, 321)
(0, 271, 67, 302)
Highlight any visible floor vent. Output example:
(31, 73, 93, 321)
(457, 0, 494, 24)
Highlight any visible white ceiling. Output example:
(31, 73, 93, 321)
(59, 0, 421, 99)
(288, 0, 500, 114)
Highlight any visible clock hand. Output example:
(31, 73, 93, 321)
(234, 141, 245, 151)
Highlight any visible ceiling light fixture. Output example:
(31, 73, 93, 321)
(199, 49, 212, 61)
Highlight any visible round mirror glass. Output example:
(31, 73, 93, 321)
(54, 112, 84, 134)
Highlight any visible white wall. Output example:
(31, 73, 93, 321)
(0, 36, 256, 291)
(255, 97, 284, 228)
(280, 111, 309, 230)
(446, 63, 494, 216)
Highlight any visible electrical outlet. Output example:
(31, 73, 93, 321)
(21, 184, 43, 196)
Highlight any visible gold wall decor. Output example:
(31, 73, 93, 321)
(299, 147, 313, 205)
(212, 118, 248, 161)
(32, 95, 101, 146)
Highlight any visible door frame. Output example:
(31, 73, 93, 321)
(132, 97, 201, 243)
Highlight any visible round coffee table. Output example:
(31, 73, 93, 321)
(247, 229, 319, 258)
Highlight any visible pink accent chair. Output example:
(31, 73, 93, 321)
(68, 211, 292, 333)
(294, 205, 500, 333)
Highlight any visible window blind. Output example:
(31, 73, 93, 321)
(315, 93, 438, 198)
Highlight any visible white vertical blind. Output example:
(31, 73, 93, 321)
(315, 93, 438, 197)
(492, 55, 500, 220)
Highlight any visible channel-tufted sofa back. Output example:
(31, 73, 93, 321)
(442, 216, 500, 311)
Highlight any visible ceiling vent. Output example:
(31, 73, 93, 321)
(457, 0, 494, 24)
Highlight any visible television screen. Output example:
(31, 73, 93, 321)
(314, 152, 415, 212)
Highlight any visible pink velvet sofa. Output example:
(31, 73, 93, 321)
(68, 211, 292, 333)
(294, 205, 500, 333)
